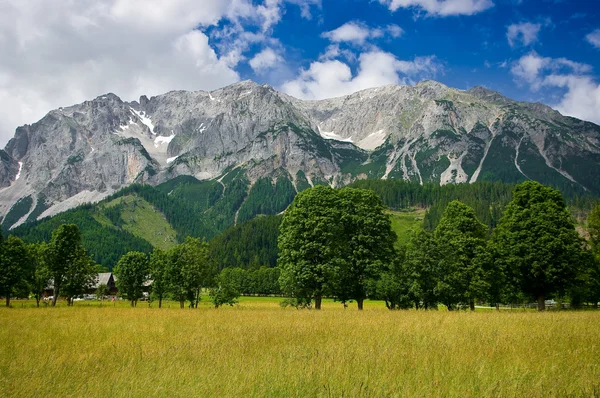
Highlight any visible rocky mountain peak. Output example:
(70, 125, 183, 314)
(0, 80, 598, 229)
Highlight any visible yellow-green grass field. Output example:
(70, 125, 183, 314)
(1, 298, 599, 397)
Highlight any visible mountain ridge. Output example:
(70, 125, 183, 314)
(1, 79, 599, 230)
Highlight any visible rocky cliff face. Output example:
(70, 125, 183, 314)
(1, 79, 599, 230)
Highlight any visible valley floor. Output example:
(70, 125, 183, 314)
(1, 299, 599, 397)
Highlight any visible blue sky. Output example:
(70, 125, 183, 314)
(0, 0, 599, 146)
(219, 0, 600, 111)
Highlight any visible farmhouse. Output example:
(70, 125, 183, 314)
(93, 272, 118, 295)
(44, 272, 119, 297)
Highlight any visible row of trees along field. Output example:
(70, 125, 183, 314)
(2, 181, 599, 310)
(0, 224, 242, 308)
(0, 224, 98, 307)
(278, 182, 600, 311)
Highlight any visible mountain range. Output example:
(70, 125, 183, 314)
(1, 79, 599, 232)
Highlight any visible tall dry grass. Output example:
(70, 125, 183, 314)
(1, 299, 599, 397)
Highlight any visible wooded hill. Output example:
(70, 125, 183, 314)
(7, 168, 600, 270)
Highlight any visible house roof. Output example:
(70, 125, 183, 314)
(93, 273, 113, 288)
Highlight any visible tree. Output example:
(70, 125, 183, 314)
(583, 206, 600, 307)
(334, 188, 397, 310)
(369, 249, 412, 310)
(46, 224, 95, 306)
(0, 235, 31, 306)
(589, 205, 600, 254)
(27, 243, 51, 308)
(114, 251, 150, 307)
(169, 237, 211, 309)
(210, 271, 240, 308)
(149, 248, 170, 308)
(278, 186, 343, 310)
(404, 230, 441, 309)
(96, 283, 110, 303)
(61, 253, 98, 306)
(434, 201, 488, 311)
(490, 181, 588, 311)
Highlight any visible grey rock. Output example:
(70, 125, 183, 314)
(1, 79, 599, 228)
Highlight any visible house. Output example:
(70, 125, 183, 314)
(92, 272, 118, 295)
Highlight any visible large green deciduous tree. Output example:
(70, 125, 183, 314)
(434, 200, 488, 311)
(278, 186, 343, 310)
(27, 242, 51, 308)
(149, 248, 170, 308)
(335, 188, 397, 310)
(46, 224, 97, 306)
(404, 230, 441, 310)
(490, 181, 588, 311)
(169, 237, 211, 309)
(584, 206, 600, 307)
(114, 251, 150, 307)
(589, 205, 600, 255)
(0, 235, 32, 306)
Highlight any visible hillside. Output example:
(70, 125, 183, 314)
(11, 176, 598, 270)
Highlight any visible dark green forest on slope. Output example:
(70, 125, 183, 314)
(7, 168, 600, 270)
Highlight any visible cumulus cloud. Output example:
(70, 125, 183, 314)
(281, 51, 441, 100)
(0, 0, 322, 146)
(507, 22, 542, 47)
(586, 29, 600, 48)
(511, 52, 600, 124)
(249, 48, 284, 72)
(321, 22, 403, 45)
(378, 0, 493, 17)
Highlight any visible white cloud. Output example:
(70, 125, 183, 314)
(0, 1, 249, 146)
(544, 75, 600, 124)
(281, 51, 441, 100)
(249, 48, 284, 72)
(322, 22, 403, 45)
(511, 52, 591, 89)
(507, 22, 541, 47)
(286, 0, 322, 19)
(319, 45, 357, 62)
(378, 0, 493, 17)
(511, 52, 600, 124)
(586, 29, 600, 48)
(0, 0, 322, 146)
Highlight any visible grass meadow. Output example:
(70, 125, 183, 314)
(1, 297, 599, 397)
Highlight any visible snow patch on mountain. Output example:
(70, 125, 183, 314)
(131, 109, 155, 134)
(14, 162, 22, 181)
(154, 134, 175, 148)
(318, 126, 353, 143)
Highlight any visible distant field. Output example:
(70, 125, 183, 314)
(2, 299, 599, 397)
(388, 208, 425, 246)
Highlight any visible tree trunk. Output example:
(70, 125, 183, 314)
(180, 299, 184, 309)
(357, 298, 364, 311)
(36, 298, 40, 308)
(5, 295, 9, 307)
(469, 300, 475, 311)
(495, 303, 500, 311)
(131, 300, 135, 307)
(537, 294, 546, 311)
(52, 287, 59, 307)
(159, 297, 162, 309)
(314, 295, 322, 310)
